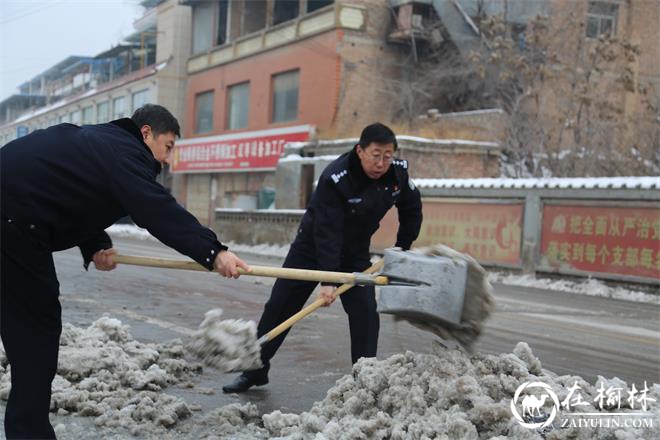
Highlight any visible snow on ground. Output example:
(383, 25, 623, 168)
(489, 271, 659, 305)
(2, 322, 658, 439)
(106, 224, 291, 258)
(0, 317, 201, 437)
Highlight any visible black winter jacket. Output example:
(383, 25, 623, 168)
(295, 149, 422, 273)
(0, 119, 226, 269)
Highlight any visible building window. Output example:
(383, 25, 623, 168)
(217, 0, 228, 45)
(192, 1, 214, 54)
(97, 101, 109, 122)
(586, 1, 618, 38)
(273, 0, 299, 26)
(82, 106, 94, 125)
(243, 0, 267, 35)
(271, 70, 299, 123)
(227, 82, 250, 130)
(132, 89, 149, 111)
(307, 0, 333, 13)
(195, 91, 214, 133)
(70, 110, 81, 126)
(113, 96, 126, 119)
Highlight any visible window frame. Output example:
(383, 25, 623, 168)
(226, 81, 250, 131)
(271, 69, 300, 124)
(586, 1, 619, 39)
(194, 90, 215, 134)
(112, 96, 126, 119)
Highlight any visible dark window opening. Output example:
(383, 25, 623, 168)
(307, 0, 333, 13)
(217, 0, 228, 45)
(273, 0, 299, 26)
(300, 164, 315, 208)
(243, 0, 267, 34)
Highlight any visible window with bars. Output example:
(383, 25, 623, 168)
(586, 1, 618, 38)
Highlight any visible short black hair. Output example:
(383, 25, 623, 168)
(131, 104, 181, 138)
(357, 122, 397, 151)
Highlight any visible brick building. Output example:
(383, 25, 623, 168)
(174, 0, 503, 223)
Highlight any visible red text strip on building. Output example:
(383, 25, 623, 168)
(171, 125, 312, 173)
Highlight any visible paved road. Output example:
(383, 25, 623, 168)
(3, 236, 659, 420)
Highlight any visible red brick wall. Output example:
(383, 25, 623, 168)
(184, 30, 342, 138)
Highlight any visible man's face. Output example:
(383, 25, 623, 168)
(356, 142, 395, 179)
(141, 125, 176, 166)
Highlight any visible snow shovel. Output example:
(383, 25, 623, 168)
(113, 254, 392, 285)
(113, 249, 471, 327)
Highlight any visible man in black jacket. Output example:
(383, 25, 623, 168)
(0, 104, 249, 439)
(223, 122, 422, 393)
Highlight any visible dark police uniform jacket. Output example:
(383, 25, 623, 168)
(0, 119, 226, 269)
(294, 148, 422, 274)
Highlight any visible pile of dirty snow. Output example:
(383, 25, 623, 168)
(0, 317, 202, 436)
(2, 317, 657, 439)
(207, 343, 659, 440)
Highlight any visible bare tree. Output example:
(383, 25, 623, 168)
(378, 5, 659, 177)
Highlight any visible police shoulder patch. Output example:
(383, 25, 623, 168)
(392, 159, 408, 169)
(330, 169, 348, 184)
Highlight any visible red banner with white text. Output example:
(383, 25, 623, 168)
(171, 125, 311, 173)
(540, 204, 660, 279)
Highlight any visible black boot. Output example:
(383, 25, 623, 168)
(222, 371, 268, 393)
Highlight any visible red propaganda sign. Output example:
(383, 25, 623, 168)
(372, 199, 524, 265)
(171, 125, 312, 173)
(540, 204, 660, 280)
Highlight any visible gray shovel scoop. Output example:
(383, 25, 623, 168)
(377, 248, 468, 327)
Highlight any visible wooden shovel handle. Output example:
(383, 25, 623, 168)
(113, 254, 388, 285)
(261, 259, 385, 344)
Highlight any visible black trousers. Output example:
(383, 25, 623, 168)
(247, 244, 379, 378)
(1, 219, 61, 439)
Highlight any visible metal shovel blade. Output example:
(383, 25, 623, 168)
(376, 248, 468, 327)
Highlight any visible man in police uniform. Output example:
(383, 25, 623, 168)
(0, 104, 249, 439)
(223, 122, 422, 393)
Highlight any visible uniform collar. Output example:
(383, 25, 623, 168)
(348, 148, 397, 187)
(110, 118, 161, 174)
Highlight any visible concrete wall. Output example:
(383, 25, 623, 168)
(215, 208, 304, 245)
(215, 182, 660, 284)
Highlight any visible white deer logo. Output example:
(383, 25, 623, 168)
(522, 394, 549, 417)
